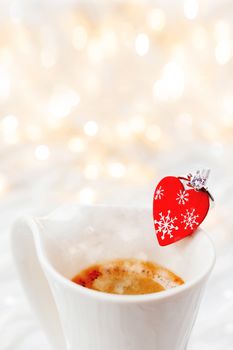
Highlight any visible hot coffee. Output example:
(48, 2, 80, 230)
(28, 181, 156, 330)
(72, 258, 184, 295)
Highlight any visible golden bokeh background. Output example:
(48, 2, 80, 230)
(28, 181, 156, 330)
(0, 1, 232, 211)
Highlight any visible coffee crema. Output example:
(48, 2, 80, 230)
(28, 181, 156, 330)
(71, 259, 184, 295)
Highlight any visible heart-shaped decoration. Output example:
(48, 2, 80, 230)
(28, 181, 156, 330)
(153, 176, 210, 246)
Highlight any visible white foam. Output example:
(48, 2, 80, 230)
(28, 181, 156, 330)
(153, 268, 180, 289)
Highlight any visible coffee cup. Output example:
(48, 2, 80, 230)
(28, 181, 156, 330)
(11, 204, 215, 350)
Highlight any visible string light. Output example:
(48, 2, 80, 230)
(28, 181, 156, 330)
(153, 62, 184, 101)
(223, 96, 233, 117)
(214, 21, 232, 65)
(72, 25, 88, 50)
(87, 29, 118, 64)
(100, 29, 118, 57)
(135, 33, 150, 56)
(116, 122, 130, 138)
(214, 21, 230, 41)
(129, 115, 146, 133)
(84, 163, 100, 179)
(215, 40, 232, 65)
(1, 114, 19, 144)
(68, 137, 86, 153)
(35, 145, 50, 160)
(147, 9, 166, 31)
(222, 115, 233, 128)
(48, 89, 80, 120)
(87, 40, 105, 64)
(184, 0, 199, 20)
(84, 121, 99, 136)
(108, 162, 126, 178)
(2, 114, 18, 131)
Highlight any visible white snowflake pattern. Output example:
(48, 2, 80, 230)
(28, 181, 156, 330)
(154, 186, 164, 200)
(176, 190, 189, 205)
(181, 208, 199, 230)
(154, 210, 179, 240)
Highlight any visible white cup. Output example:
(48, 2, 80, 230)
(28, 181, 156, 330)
(11, 205, 215, 350)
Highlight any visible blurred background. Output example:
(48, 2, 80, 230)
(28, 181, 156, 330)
(0, 0, 233, 349)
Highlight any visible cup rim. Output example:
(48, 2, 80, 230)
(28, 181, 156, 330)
(31, 205, 216, 304)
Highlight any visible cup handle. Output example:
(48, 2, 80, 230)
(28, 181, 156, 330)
(11, 216, 66, 350)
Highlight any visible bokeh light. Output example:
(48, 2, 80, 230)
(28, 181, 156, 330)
(35, 145, 50, 160)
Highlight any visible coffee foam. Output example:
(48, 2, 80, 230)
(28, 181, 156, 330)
(72, 259, 184, 295)
(153, 268, 181, 289)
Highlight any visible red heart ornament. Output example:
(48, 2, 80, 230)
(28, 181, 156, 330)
(153, 176, 210, 246)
